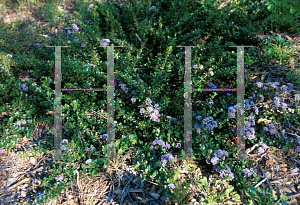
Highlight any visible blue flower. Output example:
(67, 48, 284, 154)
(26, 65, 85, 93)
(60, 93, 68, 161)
(195, 116, 202, 121)
(256, 82, 263, 88)
(258, 147, 265, 154)
(211, 157, 219, 165)
(168, 183, 175, 189)
(145, 98, 152, 105)
(55, 175, 64, 182)
(60, 145, 67, 151)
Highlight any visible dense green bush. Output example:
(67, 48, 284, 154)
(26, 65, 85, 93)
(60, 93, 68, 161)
(1, 0, 299, 204)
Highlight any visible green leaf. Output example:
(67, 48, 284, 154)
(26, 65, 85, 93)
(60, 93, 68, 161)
(280, 194, 288, 201)
(173, 164, 182, 182)
(257, 187, 263, 194)
(200, 176, 207, 186)
(115, 139, 121, 148)
(232, 194, 240, 200)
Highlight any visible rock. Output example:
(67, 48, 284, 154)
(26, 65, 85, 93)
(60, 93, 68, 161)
(150, 193, 160, 199)
(265, 172, 271, 179)
(187, 201, 200, 205)
(29, 156, 36, 165)
(21, 190, 27, 197)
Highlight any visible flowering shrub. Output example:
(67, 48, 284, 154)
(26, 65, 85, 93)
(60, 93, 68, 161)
(0, 0, 298, 204)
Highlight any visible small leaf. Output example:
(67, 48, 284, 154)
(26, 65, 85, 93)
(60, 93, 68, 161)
(232, 194, 240, 200)
(200, 176, 207, 186)
(280, 194, 288, 201)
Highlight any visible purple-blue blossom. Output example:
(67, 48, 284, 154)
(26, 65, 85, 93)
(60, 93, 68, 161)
(140, 108, 145, 115)
(55, 175, 64, 182)
(148, 6, 156, 11)
(211, 157, 219, 165)
(145, 98, 152, 105)
(86, 159, 92, 164)
(71, 23, 79, 31)
(258, 147, 265, 154)
(259, 94, 264, 101)
(241, 168, 254, 177)
(168, 183, 175, 189)
(101, 39, 110, 46)
(60, 145, 67, 151)
(256, 82, 263, 88)
(281, 85, 288, 92)
(195, 116, 202, 121)
(213, 149, 224, 158)
(161, 154, 174, 162)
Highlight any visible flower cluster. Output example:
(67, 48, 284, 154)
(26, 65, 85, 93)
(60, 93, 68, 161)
(208, 82, 216, 88)
(206, 149, 229, 168)
(192, 64, 204, 70)
(263, 124, 276, 135)
(213, 149, 229, 158)
(61, 139, 72, 152)
(245, 113, 255, 127)
(245, 127, 255, 140)
(139, 98, 162, 122)
(273, 96, 288, 111)
(256, 142, 269, 154)
(101, 39, 110, 46)
(148, 6, 156, 11)
(86, 80, 92, 86)
(212, 164, 235, 181)
(168, 183, 175, 189)
(219, 165, 235, 181)
(71, 23, 79, 32)
(119, 82, 129, 93)
(201, 116, 218, 131)
(152, 139, 171, 149)
(86, 159, 92, 164)
(55, 175, 64, 182)
(161, 153, 175, 168)
(244, 99, 259, 115)
(241, 168, 254, 177)
(14, 120, 27, 126)
(21, 83, 28, 91)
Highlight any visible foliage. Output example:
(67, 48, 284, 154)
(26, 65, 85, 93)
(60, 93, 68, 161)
(0, 0, 299, 204)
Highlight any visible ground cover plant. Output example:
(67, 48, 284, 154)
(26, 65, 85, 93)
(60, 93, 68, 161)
(0, 0, 300, 204)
